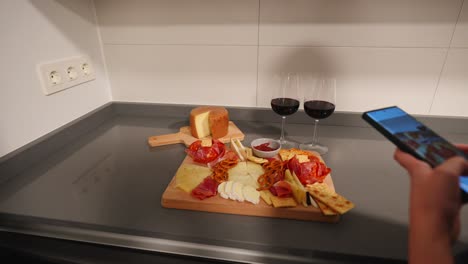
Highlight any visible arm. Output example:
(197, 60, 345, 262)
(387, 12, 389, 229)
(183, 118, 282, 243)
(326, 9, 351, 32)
(394, 145, 468, 264)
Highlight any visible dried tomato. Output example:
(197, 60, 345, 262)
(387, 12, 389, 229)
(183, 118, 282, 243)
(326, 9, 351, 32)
(253, 142, 277, 151)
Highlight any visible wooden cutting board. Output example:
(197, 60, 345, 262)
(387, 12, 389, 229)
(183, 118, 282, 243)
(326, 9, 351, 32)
(161, 156, 340, 223)
(148, 121, 244, 147)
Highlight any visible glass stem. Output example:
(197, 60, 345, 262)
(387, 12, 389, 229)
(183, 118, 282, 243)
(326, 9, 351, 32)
(312, 119, 319, 144)
(280, 116, 286, 142)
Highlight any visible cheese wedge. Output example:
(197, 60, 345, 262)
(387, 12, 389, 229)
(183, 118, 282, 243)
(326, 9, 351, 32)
(284, 169, 307, 207)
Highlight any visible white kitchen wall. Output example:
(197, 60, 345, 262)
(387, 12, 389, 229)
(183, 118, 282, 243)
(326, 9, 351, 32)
(0, 0, 111, 158)
(2, 0, 468, 158)
(95, 0, 468, 116)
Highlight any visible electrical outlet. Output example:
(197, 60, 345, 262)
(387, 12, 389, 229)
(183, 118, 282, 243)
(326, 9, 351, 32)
(37, 56, 96, 95)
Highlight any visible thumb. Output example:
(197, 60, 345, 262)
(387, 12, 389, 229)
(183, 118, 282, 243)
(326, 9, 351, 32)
(434, 157, 468, 179)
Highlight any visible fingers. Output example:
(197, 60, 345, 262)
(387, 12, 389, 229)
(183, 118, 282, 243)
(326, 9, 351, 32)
(455, 144, 468, 155)
(394, 148, 431, 175)
(435, 156, 468, 179)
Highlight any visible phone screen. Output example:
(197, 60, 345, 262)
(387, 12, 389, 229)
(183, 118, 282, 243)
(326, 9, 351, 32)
(365, 106, 468, 193)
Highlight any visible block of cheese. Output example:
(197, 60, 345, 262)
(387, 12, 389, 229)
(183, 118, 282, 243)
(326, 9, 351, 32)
(190, 106, 229, 139)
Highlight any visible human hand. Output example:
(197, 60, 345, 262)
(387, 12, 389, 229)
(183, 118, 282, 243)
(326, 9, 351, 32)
(394, 144, 468, 243)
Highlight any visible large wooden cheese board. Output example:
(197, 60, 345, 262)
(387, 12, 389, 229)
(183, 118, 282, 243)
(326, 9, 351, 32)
(148, 121, 244, 147)
(161, 156, 340, 223)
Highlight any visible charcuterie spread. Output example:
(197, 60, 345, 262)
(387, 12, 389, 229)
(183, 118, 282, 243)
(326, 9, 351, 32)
(161, 106, 354, 222)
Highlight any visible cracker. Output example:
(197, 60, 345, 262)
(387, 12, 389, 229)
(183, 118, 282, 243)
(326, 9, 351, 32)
(314, 198, 338, 216)
(279, 148, 321, 161)
(306, 183, 354, 214)
(270, 196, 297, 208)
(259, 190, 272, 206)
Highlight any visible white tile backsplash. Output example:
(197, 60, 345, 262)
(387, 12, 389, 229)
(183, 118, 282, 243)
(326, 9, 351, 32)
(105, 45, 257, 106)
(259, 0, 462, 47)
(430, 49, 468, 116)
(95, 0, 259, 45)
(451, 1, 468, 47)
(93, 0, 468, 117)
(258, 47, 447, 114)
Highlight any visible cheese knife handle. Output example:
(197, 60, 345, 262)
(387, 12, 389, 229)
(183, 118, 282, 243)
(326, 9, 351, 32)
(148, 132, 184, 147)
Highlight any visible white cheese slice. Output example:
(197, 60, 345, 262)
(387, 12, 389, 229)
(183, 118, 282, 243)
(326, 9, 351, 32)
(225, 181, 235, 200)
(243, 185, 260, 204)
(232, 182, 245, 202)
(217, 181, 229, 199)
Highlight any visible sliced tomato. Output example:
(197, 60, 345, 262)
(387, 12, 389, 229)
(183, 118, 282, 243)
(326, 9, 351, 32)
(269, 181, 292, 198)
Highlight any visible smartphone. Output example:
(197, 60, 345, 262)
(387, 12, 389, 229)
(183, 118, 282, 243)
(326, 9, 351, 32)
(362, 106, 468, 202)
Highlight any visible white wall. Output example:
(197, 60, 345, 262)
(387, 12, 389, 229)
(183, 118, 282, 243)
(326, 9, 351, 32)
(95, 0, 468, 116)
(0, 0, 111, 158)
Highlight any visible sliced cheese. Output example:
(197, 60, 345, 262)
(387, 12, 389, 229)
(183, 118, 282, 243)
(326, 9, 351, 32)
(232, 182, 245, 202)
(175, 164, 212, 193)
(218, 181, 229, 199)
(224, 181, 234, 200)
(243, 185, 260, 204)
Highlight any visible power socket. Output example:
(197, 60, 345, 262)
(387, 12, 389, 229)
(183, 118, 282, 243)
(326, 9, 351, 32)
(37, 56, 96, 95)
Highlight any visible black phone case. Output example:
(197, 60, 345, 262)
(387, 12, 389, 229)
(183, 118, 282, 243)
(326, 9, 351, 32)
(362, 106, 468, 203)
(362, 106, 434, 166)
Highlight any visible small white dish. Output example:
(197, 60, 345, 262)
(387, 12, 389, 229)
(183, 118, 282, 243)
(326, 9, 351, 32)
(251, 138, 281, 158)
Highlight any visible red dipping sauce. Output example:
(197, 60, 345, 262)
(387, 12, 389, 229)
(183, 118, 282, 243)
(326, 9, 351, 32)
(253, 142, 277, 152)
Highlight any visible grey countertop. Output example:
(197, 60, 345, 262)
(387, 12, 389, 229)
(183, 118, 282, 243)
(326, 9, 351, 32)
(1, 102, 468, 263)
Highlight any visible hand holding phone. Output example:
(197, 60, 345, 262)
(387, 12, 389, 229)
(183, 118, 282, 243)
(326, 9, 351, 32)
(362, 106, 468, 202)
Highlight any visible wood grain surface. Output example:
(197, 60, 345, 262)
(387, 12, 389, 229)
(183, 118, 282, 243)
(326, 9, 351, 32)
(148, 121, 244, 147)
(162, 156, 340, 223)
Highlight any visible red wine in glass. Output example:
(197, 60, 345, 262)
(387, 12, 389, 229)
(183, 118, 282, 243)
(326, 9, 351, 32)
(304, 100, 335, 119)
(300, 77, 336, 154)
(271, 98, 300, 116)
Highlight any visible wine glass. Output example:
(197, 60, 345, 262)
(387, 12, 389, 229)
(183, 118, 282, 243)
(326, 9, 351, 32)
(299, 77, 336, 154)
(271, 73, 300, 149)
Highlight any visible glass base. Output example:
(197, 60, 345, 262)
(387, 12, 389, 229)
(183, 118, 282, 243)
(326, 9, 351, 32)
(279, 139, 299, 149)
(299, 142, 328, 155)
